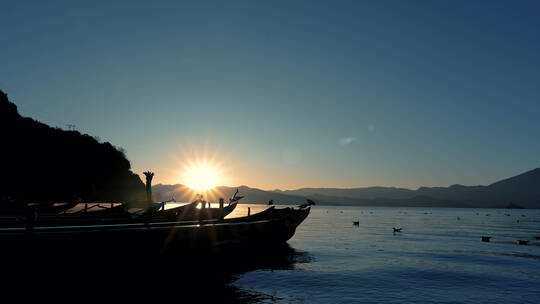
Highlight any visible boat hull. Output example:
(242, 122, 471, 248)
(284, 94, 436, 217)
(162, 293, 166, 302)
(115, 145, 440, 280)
(0, 207, 310, 254)
(0, 201, 239, 228)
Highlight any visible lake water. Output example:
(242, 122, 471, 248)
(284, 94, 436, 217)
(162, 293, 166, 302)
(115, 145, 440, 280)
(226, 204, 540, 304)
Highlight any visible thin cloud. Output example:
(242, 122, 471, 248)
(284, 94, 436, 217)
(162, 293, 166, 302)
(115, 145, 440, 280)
(339, 137, 355, 146)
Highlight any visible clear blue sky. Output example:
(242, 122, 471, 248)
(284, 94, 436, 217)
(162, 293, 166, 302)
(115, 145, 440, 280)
(1, 0, 539, 189)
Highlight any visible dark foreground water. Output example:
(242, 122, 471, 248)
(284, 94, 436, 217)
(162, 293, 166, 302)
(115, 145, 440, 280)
(227, 205, 540, 304)
(2, 204, 539, 303)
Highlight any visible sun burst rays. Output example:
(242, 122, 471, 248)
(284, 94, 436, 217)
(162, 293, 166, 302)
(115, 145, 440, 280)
(166, 144, 232, 201)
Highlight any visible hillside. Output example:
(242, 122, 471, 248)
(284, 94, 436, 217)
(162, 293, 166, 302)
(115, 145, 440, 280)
(151, 184, 471, 208)
(0, 90, 146, 204)
(153, 168, 540, 208)
(275, 187, 416, 200)
(272, 169, 540, 208)
(152, 184, 310, 205)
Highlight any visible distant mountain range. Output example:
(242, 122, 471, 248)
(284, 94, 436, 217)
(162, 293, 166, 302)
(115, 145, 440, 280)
(152, 184, 309, 206)
(153, 168, 540, 209)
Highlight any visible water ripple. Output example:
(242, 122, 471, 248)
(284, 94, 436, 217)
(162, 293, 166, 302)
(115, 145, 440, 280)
(231, 205, 540, 304)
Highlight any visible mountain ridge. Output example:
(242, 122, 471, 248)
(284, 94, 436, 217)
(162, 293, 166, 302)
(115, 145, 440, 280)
(154, 168, 540, 208)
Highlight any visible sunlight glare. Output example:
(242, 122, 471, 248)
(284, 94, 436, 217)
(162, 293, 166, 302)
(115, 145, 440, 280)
(183, 162, 221, 191)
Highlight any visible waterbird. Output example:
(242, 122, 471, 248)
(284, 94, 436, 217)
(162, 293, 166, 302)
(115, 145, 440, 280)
(353, 221, 359, 226)
(393, 228, 402, 233)
(517, 240, 529, 245)
(481, 236, 491, 242)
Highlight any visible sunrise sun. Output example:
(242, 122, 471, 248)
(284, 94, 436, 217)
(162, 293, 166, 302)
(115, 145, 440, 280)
(183, 161, 222, 191)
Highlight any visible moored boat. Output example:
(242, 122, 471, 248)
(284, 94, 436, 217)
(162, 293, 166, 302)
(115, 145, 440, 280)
(0, 206, 311, 252)
(0, 200, 80, 216)
(146, 200, 238, 221)
(0, 198, 239, 228)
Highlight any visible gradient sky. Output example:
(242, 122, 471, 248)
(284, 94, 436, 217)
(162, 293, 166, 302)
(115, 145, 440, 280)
(1, 0, 539, 190)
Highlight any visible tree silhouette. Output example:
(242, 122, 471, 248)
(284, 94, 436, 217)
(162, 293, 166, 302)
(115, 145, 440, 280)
(0, 90, 146, 205)
(144, 171, 154, 203)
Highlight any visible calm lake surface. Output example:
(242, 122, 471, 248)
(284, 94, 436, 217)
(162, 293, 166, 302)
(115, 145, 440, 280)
(226, 204, 540, 304)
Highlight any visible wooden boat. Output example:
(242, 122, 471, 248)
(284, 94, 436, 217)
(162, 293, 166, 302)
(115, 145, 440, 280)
(0, 200, 79, 216)
(153, 201, 238, 221)
(24, 199, 236, 224)
(71, 203, 127, 216)
(0, 206, 311, 252)
(0, 202, 254, 228)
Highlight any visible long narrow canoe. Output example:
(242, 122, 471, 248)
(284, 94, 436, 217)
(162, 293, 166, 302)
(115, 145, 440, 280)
(0, 201, 79, 216)
(157, 201, 238, 221)
(0, 200, 238, 227)
(0, 202, 258, 228)
(0, 207, 311, 252)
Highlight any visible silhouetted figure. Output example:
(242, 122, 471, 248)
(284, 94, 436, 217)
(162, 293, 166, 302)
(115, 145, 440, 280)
(517, 240, 529, 245)
(481, 236, 491, 242)
(248, 207, 251, 216)
(393, 228, 402, 233)
(268, 200, 274, 206)
(353, 221, 359, 226)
